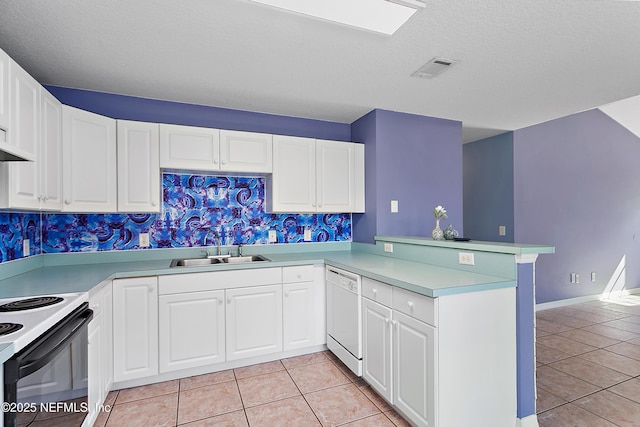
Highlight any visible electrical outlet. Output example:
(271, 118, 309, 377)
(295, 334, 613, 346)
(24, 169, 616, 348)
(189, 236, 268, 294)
(498, 225, 506, 236)
(384, 243, 393, 253)
(23, 239, 29, 257)
(591, 272, 596, 282)
(304, 228, 312, 242)
(268, 230, 277, 243)
(575, 273, 580, 284)
(391, 200, 398, 213)
(570, 273, 575, 283)
(458, 252, 475, 265)
(139, 233, 150, 248)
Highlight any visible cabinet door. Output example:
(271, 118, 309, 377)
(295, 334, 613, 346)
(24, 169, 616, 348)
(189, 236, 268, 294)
(159, 290, 225, 372)
(268, 135, 316, 212)
(0, 48, 9, 132)
(87, 310, 103, 421)
(102, 282, 114, 392)
(226, 284, 282, 361)
(117, 120, 160, 212)
(4, 60, 40, 209)
(220, 130, 272, 173)
(283, 281, 315, 351)
(62, 106, 117, 212)
(393, 311, 436, 427)
(40, 88, 63, 210)
(316, 139, 355, 213)
(113, 277, 158, 382)
(362, 298, 393, 402)
(159, 124, 220, 170)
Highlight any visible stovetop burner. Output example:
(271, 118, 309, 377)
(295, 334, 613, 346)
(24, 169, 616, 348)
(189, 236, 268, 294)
(0, 296, 64, 312)
(0, 323, 23, 336)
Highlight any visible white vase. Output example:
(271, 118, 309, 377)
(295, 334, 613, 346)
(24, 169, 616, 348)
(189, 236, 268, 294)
(432, 218, 444, 240)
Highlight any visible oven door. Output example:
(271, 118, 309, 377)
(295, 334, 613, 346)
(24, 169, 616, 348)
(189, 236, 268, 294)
(3, 303, 93, 427)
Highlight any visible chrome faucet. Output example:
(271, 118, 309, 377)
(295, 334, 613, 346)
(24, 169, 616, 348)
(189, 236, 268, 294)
(203, 229, 220, 256)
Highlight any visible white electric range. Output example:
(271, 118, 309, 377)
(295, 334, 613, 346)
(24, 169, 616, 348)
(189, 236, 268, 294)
(0, 292, 88, 352)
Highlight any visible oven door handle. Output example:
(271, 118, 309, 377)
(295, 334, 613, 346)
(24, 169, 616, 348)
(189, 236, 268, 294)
(11, 303, 93, 380)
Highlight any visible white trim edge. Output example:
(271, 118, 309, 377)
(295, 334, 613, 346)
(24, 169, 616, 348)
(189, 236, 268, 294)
(536, 287, 640, 311)
(515, 253, 538, 264)
(516, 414, 539, 427)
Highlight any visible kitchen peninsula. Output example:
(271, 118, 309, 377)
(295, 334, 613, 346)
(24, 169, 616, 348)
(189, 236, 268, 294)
(0, 237, 553, 427)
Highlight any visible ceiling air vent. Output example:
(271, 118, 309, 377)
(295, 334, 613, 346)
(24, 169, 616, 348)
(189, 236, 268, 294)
(411, 57, 458, 79)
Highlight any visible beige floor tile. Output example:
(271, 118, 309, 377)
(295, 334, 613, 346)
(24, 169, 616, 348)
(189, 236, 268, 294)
(358, 384, 392, 412)
(536, 318, 573, 334)
(244, 395, 320, 427)
(383, 410, 412, 427)
(28, 412, 89, 427)
(305, 383, 379, 426)
(178, 409, 248, 426)
(609, 378, 640, 404)
(536, 386, 567, 413)
(574, 390, 640, 427)
(537, 403, 617, 427)
(116, 379, 180, 404)
(536, 366, 601, 401)
(237, 370, 300, 407)
(602, 319, 640, 334)
(340, 413, 396, 426)
(557, 328, 621, 348)
(106, 393, 178, 427)
(550, 313, 596, 328)
(549, 356, 630, 388)
(233, 360, 284, 379)
(536, 342, 572, 365)
(581, 323, 640, 341)
(537, 335, 597, 356)
(578, 349, 640, 376)
(288, 361, 350, 393)
(281, 352, 329, 369)
(180, 370, 235, 391)
(328, 358, 360, 382)
(178, 381, 243, 425)
(605, 341, 640, 361)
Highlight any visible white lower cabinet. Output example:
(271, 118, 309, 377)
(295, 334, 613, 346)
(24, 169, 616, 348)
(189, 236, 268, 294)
(362, 297, 393, 402)
(226, 284, 283, 361)
(159, 290, 225, 373)
(113, 277, 158, 382)
(283, 265, 317, 351)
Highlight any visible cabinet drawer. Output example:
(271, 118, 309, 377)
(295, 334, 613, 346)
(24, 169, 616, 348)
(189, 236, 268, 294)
(393, 287, 436, 326)
(282, 265, 314, 283)
(362, 277, 392, 307)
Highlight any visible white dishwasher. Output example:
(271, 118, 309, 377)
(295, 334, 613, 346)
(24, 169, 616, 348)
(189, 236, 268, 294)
(326, 266, 362, 376)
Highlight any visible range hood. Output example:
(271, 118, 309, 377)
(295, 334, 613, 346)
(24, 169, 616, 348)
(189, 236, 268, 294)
(0, 130, 34, 161)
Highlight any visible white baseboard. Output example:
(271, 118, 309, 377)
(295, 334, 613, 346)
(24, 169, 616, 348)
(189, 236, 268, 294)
(536, 287, 640, 311)
(516, 414, 539, 427)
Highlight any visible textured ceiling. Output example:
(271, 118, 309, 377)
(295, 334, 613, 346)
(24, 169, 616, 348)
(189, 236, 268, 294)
(1, 0, 639, 142)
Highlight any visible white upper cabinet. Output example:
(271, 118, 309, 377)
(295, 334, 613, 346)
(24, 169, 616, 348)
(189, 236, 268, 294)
(159, 124, 220, 171)
(268, 136, 364, 213)
(159, 125, 272, 173)
(219, 130, 272, 173)
(62, 106, 117, 212)
(117, 120, 160, 212)
(0, 48, 9, 133)
(0, 60, 41, 209)
(39, 88, 63, 210)
(269, 135, 316, 212)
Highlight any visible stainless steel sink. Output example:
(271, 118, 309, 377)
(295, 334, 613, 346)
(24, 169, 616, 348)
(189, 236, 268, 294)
(170, 254, 269, 267)
(223, 255, 270, 264)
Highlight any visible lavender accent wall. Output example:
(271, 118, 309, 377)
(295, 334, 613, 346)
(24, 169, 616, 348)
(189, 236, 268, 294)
(463, 132, 515, 242)
(352, 109, 462, 243)
(0, 212, 41, 262)
(45, 86, 351, 141)
(41, 174, 351, 253)
(514, 109, 640, 303)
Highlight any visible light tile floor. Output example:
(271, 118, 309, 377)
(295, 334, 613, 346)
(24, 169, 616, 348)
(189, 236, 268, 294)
(94, 351, 411, 427)
(536, 295, 640, 427)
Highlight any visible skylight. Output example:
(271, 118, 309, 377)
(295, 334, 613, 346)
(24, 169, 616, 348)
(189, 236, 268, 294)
(249, 0, 425, 35)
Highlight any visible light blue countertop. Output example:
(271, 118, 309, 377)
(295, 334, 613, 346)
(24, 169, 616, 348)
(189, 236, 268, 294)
(0, 250, 515, 300)
(376, 235, 555, 255)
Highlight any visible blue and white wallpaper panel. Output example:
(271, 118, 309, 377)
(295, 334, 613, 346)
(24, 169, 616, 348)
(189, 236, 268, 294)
(41, 173, 352, 253)
(0, 212, 41, 262)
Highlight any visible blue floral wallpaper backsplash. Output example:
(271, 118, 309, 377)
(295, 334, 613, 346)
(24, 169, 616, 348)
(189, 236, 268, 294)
(0, 173, 351, 261)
